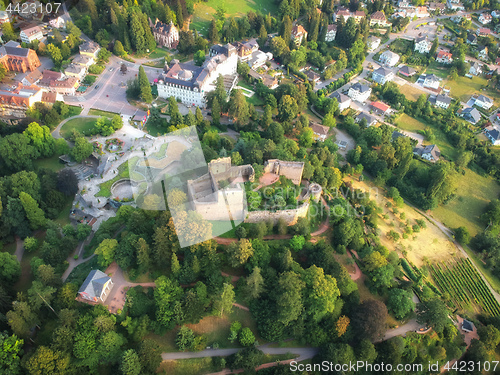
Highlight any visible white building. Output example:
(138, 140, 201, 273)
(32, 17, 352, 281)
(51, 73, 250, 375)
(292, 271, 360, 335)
(330, 91, 352, 111)
(414, 36, 432, 54)
(469, 62, 482, 76)
(421, 74, 441, 90)
(348, 82, 372, 103)
(372, 67, 394, 84)
(478, 45, 488, 60)
(479, 13, 492, 24)
(484, 125, 500, 145)
(435, 94, 451, 109)
(20, 25, 43, 44)
(48, 16, 65, 29)
(379, 50, 400, 67)
(367, 36, 381, 51)
(474, 94, 494, 110)
(157, 44, 238, 108)
(325, 25, 337, 42)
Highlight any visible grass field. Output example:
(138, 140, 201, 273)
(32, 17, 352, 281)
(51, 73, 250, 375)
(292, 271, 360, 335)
(88, 109, 118, 118)
(347, 177, 458, 267)
(444, 75, 500, 106)
(394, 114, 457, 160)
(397, 83, 427, 101)
(425, 61, 450, 80)
(148, 307, 260, 352)
(190, 0, 278, 35)
(60, 117, 96, 139)
(432, 168, 500, 236)
(34, 154, 66, 172)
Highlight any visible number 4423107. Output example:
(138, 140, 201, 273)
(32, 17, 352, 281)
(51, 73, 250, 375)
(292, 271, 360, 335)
(6, 2, 62, 14)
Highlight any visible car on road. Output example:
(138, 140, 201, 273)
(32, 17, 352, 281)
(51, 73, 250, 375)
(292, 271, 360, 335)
(109, 68, 113, 72)
(95, 85, 99, 89)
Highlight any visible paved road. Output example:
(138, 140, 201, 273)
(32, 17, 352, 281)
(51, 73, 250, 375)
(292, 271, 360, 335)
(162, 347, 319, 361)
(382, 318, 425, 341)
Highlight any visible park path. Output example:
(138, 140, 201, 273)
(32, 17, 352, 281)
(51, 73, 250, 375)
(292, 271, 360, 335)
(61, 232, 96, 282)
(382, 318, 427, 341)
(51, 115, 100, 139)
(14, 237, 24, 262)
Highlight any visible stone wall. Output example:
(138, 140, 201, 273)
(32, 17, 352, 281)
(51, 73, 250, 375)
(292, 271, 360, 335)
(244, 202, 310, 226)
(264, 159, 304, 185)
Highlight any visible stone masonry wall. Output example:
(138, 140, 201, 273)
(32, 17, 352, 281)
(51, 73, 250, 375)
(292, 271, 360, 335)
(244, 202, 310, 226)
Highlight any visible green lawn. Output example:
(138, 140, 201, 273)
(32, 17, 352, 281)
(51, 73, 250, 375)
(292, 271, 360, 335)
(148, 48, 171, 59)
(425, 61, 450, 80)
(67, 105, 83, 118)
(395, 114, 457, 160)
(433, 168, 500, 237)
(96, 157, 137, 197)
(190, 0, 278, 35)
(88, 109, 118, 118)
(397, 83, 428, 101)
(246, 93, 265, 106)
(34, 154, 66, 172)
(444, 75, 500, 107)
(54, 198, 74, 226)
(60, 117, 97, 139)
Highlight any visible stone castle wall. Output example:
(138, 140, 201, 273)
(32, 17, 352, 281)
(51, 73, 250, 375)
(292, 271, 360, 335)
(244, 202, 310, 226)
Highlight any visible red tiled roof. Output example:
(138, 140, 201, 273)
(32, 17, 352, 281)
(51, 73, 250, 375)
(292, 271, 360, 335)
(371, 101, 390, 112)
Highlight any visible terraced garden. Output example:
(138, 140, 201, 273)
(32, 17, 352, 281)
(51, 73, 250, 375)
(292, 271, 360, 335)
(429, 258, 500, 317)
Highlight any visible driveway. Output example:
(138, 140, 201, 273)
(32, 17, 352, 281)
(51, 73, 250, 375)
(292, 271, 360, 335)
(382, 318, 426, 341)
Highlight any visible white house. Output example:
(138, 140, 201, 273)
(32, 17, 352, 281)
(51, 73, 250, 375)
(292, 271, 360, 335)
(474, 94, 494, 110)
(310, 123, 330, 141)
(435, 94, 451, 109)
(484, 125, 500, 145)
(379, 50, 400, 67)
(421, 74, 441, 90)
(157, 43, 238, 108)
(469, 62, 482, 76)
(330, 91, 352, 112)
(413, 144, 440, 162)
(372, 66, 395, 84)
(348, 82, 372, 103)
(20, 25, 43, 43)
(479, 13, 493, 24)
(367, 36, 381, 51)
(414, 36, 432, 54)
(436, 50, 453, 64)
(64, 64, 87, 81)
(325, 24, 337, 42)
(48, 16, 65, 29)
(478, 45, 488, 60)
(370, 11, 389, 27)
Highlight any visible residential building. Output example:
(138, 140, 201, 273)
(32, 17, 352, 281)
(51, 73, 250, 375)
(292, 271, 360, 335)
(370, 101, 390, 115)
(484, 125, 500, 145)
(428, 2, 446, 12)
(20, 25, 43, 43)
(0, 85, 44, 118)
(325, 24, 337, 42)
(379, 50, 400, 67)
(41, 91, 64, 106)
(370, 11, 389, 27)
(477, 28, 491, 37)
(330, 91, 352, 111)
(79, 41, 101, 59)
(416, 6, 430, 17)
(65, 64, 86, 81)
(348, 83, 372, 103)
(479, 13, 492, 24)
(478, 45, 488, 60)
(372, 66, 395, 84)
(48, 16, 65, 28)
(467, 33, 478, 45)
(446, 0, 465, 10)
(367, 36, 381, 51)
(421, 74, 441, 90)
(333, 8, 365, 23)
(78, 270, 113, 303)
(356, 111, 377, 127)
(469, 62, 482, 76)
(233, 39, 259, 62)
(149, 18, 179, 49)
(398, 65, 417, 77)
(436, 50, 453, 64)
(21, 68, 42, 86)
(397, 0, 412, 8)
(461, 107, 482, 124)
(413, 144, 440, 162)
(414, 36, 432, 54)
(72, 54, 94, 68)
(0, 41, 41, 73)
(0, 11, 10, 24)
(305, 70, 321, 83)
(474, 94, 494, 110)
(291, 25, 308, 46)
(310, 123, 330, 141)
(247, 50, 273, 69)
(47, 76, 79, 96)
(435, 94, 451, 109)
(157, 44, 238, 108)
